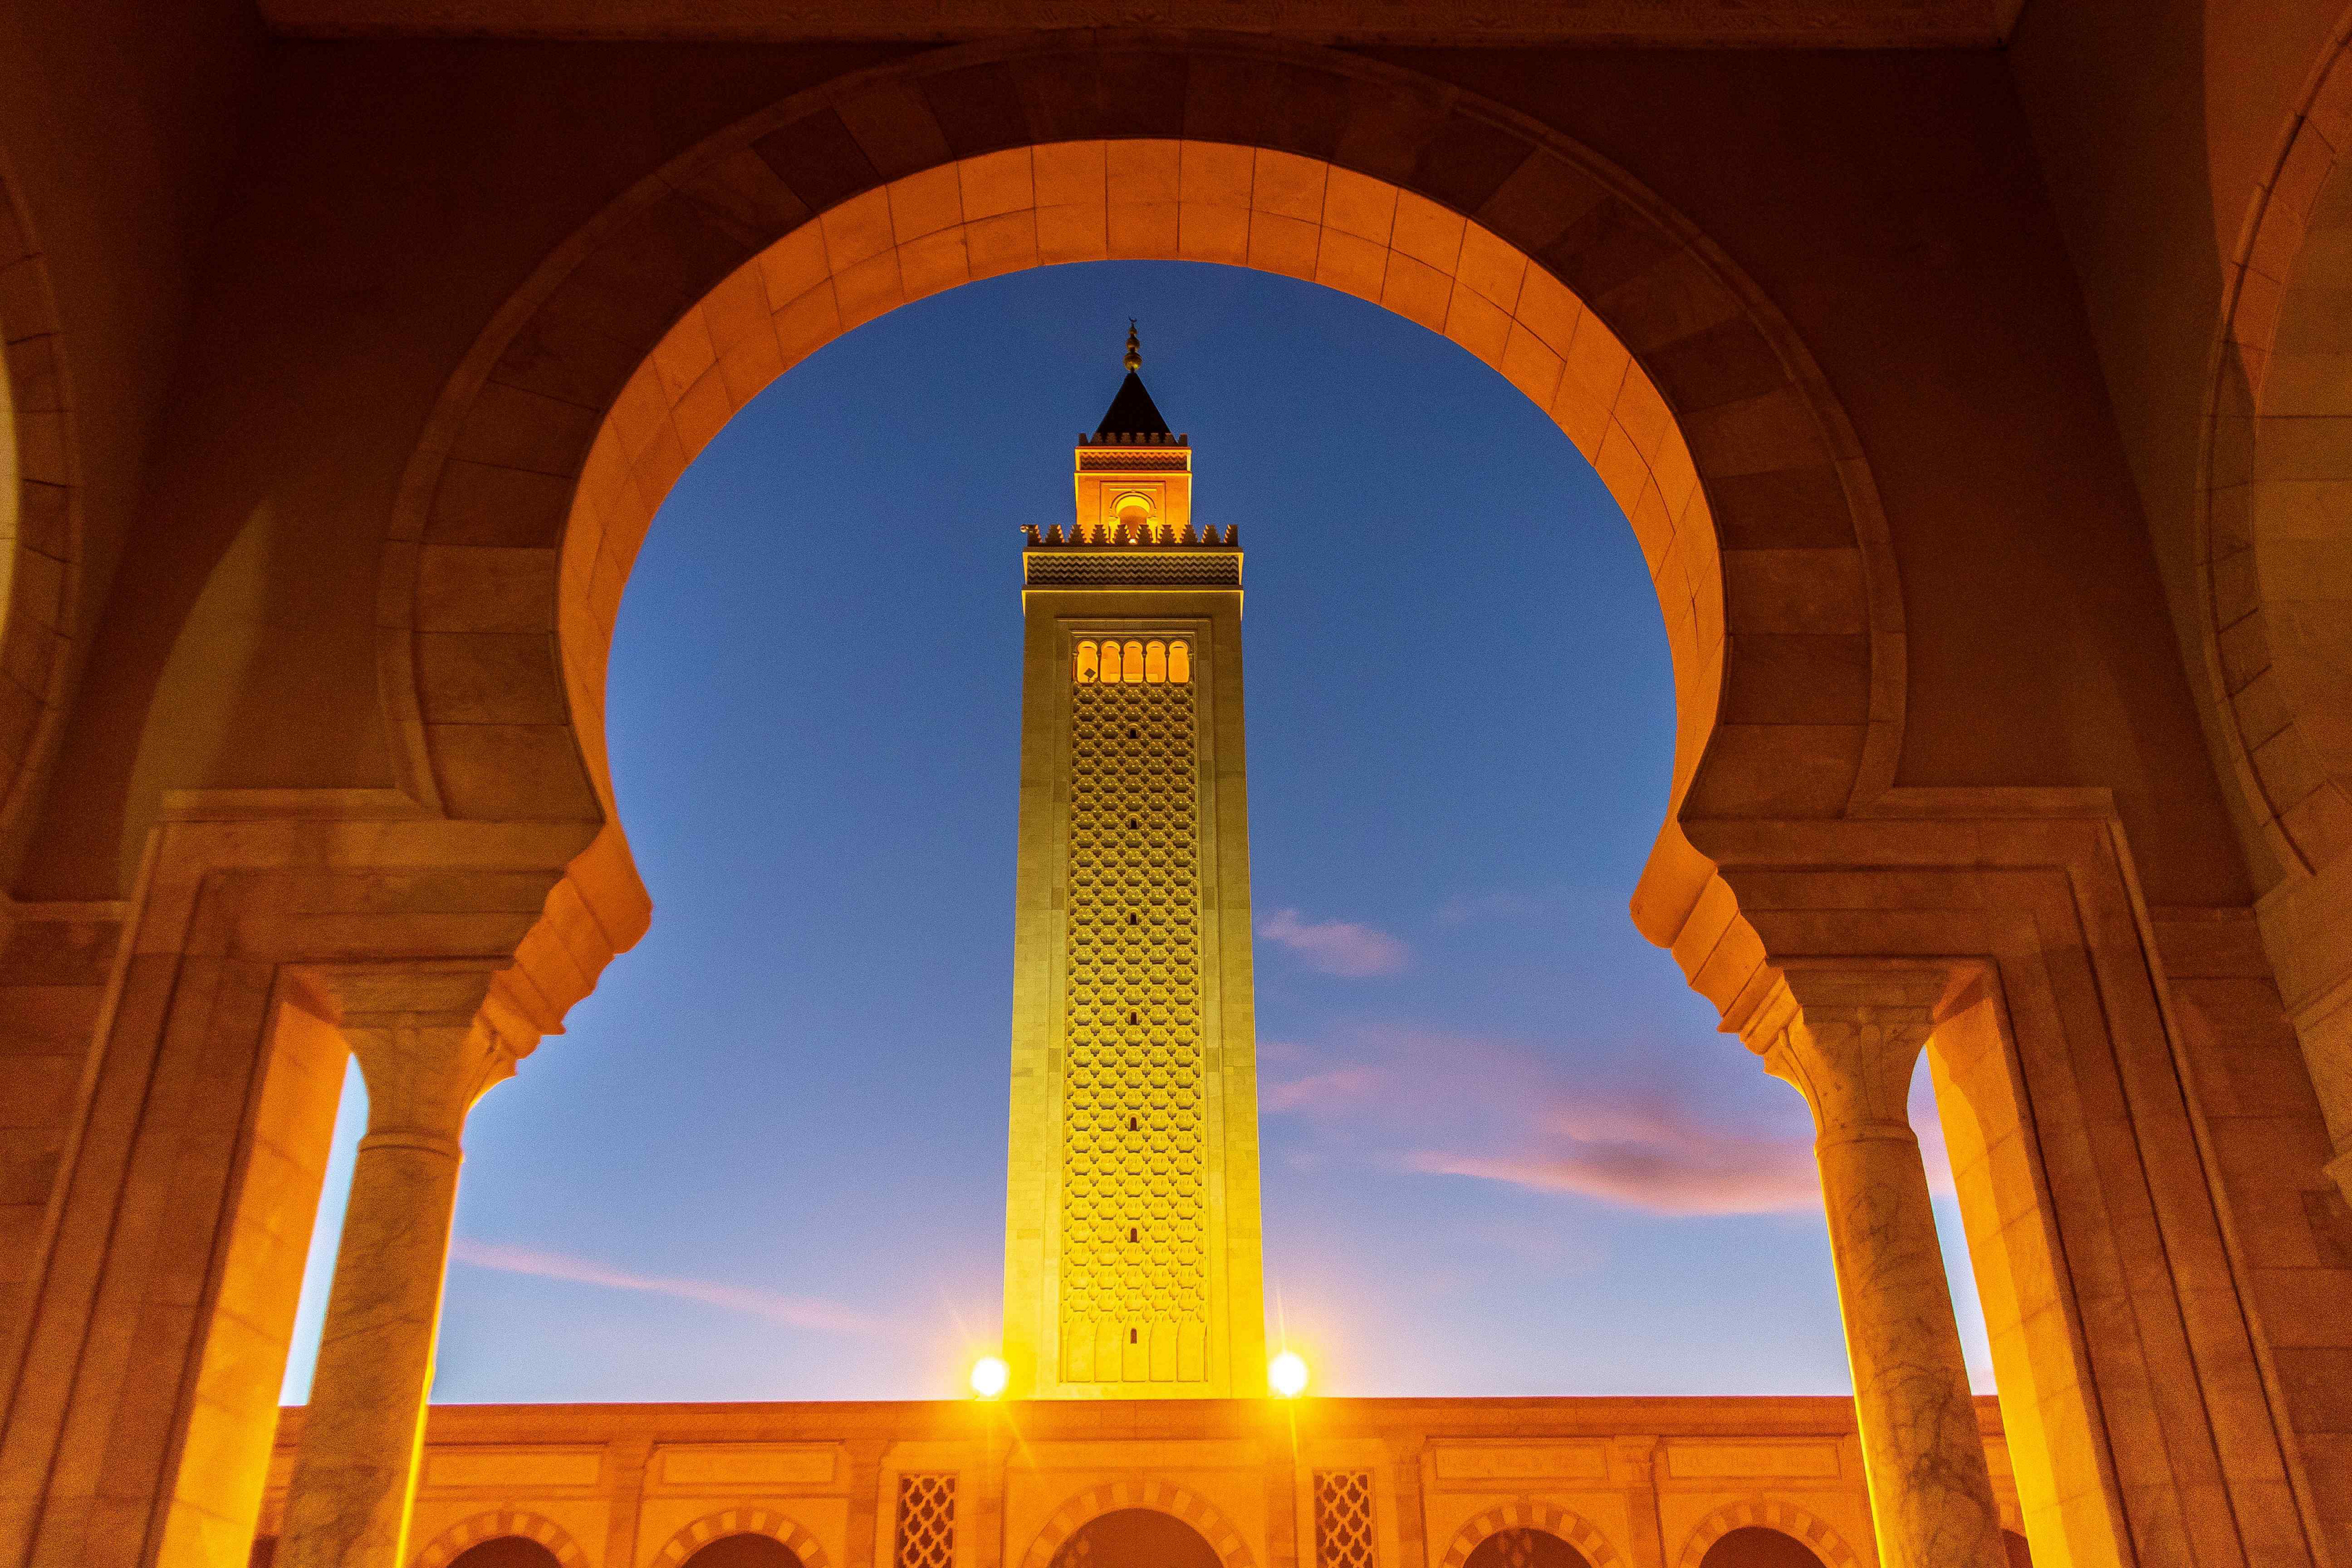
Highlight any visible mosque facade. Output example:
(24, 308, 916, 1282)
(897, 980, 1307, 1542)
(256, 350, 2033, 1568)
(8, 12, 2348, 1568)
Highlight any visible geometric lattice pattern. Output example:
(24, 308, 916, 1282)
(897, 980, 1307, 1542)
(894, 1475, 957, 1568)
(1058, 664, 1207, 1384)
(1312, 1471, 1376, 1568)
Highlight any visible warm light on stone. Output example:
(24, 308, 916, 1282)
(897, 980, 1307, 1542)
(970, 1355, 1010, 1399)
(1268, 1351, 1310, 1398)
(1004, 343, 1266, 1399)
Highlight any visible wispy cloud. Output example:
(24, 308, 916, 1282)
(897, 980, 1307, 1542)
(449, 1238, 888, 1338)
(1409, 1097, 1824, 1215)
(1259, 909, 1410, 976)
(1260, 1024, 1958, 1217)
(1261, 1064, 1389, 1114)
(1434, 890, 1553, 927)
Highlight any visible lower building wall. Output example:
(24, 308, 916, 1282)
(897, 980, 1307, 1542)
(258, 1397, 2021, 1568)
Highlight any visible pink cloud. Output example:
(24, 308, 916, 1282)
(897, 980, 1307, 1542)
(1410, 1120, 1822, 1215)
(1261, 1064, 1390, 1114)
(449, 1238, 888, 1338)
(1261, 1024, 1961, 1217)
(1259, 909, 1410, 976)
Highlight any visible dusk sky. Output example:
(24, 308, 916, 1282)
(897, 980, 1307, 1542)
(282, 260, 1991, 1406)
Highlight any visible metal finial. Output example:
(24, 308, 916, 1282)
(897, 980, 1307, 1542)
(1123, 319, 1141, 374)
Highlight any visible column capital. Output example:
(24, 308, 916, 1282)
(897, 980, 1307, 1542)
(295, 960, 526, 1143)
(1744, 963, 1965, 1141)
(1746, 958, 2008, 1568)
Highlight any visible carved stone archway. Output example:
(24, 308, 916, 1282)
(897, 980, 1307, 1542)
(648, 1510, 831, 1568)
(1673, 1500, 1858, 1568)
(1018, 1483, 1256, 1568)
(377, 31, 1904, 1048)
(0, 150, 86, 853)
(1437, 1500, 1622, 1568)
(411, 1511, 592, 1568)
(2202, 19, 2352, 883)
(2197, 14, 2352, 1180)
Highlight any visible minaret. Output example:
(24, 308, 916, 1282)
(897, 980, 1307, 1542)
(1002, 326, 1267, 1398)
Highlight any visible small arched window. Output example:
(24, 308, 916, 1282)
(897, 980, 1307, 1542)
(1122, 641, 1145, 683)
(1076, 641, 1098, 682)
(1145, 641, 1167, 682)
(1099, 641, 1122, 682)
(1169, 641, 1191, 684)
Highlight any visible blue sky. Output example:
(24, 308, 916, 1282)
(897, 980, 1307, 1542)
(282, 260, 1991, 1405)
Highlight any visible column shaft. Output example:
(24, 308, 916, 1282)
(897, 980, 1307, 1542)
(1758, 970, 2003, 1568)
(1816, 1124, 1998, 1568)
(280, 1005, 515, 1568)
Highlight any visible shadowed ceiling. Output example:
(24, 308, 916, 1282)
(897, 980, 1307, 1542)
(256, 0, 2028, 47)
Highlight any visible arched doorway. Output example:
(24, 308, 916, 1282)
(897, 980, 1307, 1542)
(446, 1540, 564, 1568)
(1462, 1529, 1591, 1568)
(1694, 1528, 1822, 1568)
(1048, 1509, 1220, 1568)
(680, 1536, 805, 1568)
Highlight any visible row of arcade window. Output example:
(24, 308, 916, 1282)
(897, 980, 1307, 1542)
(1076, 639, 1191, 685)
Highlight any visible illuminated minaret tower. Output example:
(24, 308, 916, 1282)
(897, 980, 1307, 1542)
(1002, 326, 1267, 1398)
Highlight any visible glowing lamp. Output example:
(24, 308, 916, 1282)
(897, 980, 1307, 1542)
(970, 1355, 1010, 1400)
(1268, 1351, 1310, 1399)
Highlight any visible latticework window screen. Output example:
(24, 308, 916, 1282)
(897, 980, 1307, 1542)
(1312, 1471, 1376, 1568)
(895, 1475, 957, 1568)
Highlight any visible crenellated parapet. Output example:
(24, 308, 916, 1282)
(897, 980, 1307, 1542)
(1023, 521, 1238, 546)
(1021, 523, 1242, 589)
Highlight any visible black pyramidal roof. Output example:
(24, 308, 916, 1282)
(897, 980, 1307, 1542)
(1094, 371, 1171, 437)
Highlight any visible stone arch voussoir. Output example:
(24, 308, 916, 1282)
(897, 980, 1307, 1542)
(411, 1511, 593, 1568)
(1438, 1498, 1622, 1568)
(648, 1509, 831, 1568)
(1673, 1498, 1858, 1568)
(1018, 1481, 1255, 1568)
(0, 147, 85, 859)
(384, 32, 1903, 1037)
(2201, 15, 2352, 878)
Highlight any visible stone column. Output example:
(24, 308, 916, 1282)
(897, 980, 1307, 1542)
(1752, 965, 2004, 1568)
(279, 967, 522, 1568)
